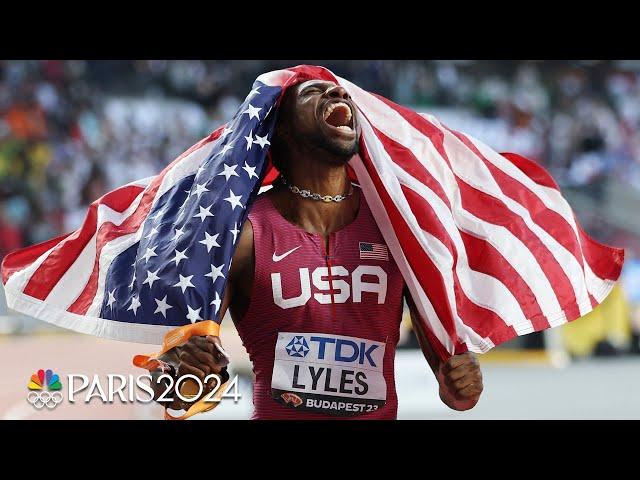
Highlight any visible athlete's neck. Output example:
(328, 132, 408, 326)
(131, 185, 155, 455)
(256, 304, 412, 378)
(272, 156, 360, 238)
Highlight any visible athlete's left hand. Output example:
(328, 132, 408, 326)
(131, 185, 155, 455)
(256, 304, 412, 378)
(436, 352, 483, 411)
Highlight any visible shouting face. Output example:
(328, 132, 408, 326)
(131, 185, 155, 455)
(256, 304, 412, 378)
(277, 79, 360, 162)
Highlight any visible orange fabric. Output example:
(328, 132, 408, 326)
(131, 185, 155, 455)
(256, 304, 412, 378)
(132, 320, 228, 420)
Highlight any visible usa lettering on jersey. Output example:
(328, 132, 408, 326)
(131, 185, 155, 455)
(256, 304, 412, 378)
(271, 265, 388, 309)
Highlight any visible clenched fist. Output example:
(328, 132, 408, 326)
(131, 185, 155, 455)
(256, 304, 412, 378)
(436, 352, 483, 411)
(151, 335, 230, 411)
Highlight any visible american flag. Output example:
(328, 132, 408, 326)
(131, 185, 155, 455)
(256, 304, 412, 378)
(359, 242, 389, 261)
(0, 65, 625, 360)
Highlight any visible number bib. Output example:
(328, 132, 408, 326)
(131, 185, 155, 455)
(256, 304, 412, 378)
(271, 332, 387, 416)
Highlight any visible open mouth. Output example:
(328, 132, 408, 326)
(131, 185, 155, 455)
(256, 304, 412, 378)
(322, 101, 354, 134)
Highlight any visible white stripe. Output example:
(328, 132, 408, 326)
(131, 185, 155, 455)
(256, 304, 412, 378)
(4, 284, 170, 344)
(357, 116, 492, 353)
(340, 79, 563, 324)
(349, 154, 455, 354)
(256, 70, 295, 87)
(457, 129, 614, 299)
(392, 161, 563, 321)
(340, 79, 590, 318)
(436, 124, 592, 315)
(395, 168, 535, 334)
(4, 244, 58, 293)
(45, 188, 147, 309)
(44, 233, 97, 308)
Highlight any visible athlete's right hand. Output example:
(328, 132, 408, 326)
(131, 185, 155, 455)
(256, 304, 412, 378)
(151, 335, 230, 411)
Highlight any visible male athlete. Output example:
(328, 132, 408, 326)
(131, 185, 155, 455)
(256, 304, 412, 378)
(151, 80, 484, 419)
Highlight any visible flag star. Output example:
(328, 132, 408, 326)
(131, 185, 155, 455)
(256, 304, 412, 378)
(106, 289, 117, 310)
(220, 126, 233, 140)
(127, 296, 141, 316)
(205, 263, 225, 284)
(198, 231, 221, 252)
(173, 274, 195, 294)
(217, 142, 234, 157)
(210, 292, 222, 315)
(191, 182, 210, 199)
(129, 263, 137, 289)
(242, 161, 258, 180)
(154, 295, 173, 318)
(149, 209, 164, 222)
(224, 189, 244, 210)
(218, 163, 240, 181)
(144, 226, 159, 240)
(244, 130, 254, 150)
(142, 268, 161, 289)
(242, 103, 261, 120)
(230, 222, 240, 244)
(171, 226, 185, 242)
(186, 305, 203, 323)
(196, 164, 208, 178)
(171, 248, 189, 266)
(140, 246, 158, 263)
(193, 204, 214, 222)
(247, 86, 260, 99)
(253, 134, 270, 148)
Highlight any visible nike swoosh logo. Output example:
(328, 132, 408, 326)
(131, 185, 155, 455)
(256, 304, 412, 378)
(272, 246, 302, 262)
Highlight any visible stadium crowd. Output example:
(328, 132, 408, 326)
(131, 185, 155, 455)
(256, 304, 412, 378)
(1, 60, 639, 354)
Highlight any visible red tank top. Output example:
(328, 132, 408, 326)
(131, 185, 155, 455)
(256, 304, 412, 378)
(237, 188, 405, 419)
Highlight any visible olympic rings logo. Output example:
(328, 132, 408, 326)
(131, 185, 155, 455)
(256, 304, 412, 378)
(27, 390, 64, 410)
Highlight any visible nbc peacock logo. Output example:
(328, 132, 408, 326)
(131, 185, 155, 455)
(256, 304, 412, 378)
(27, 369, 64, 410)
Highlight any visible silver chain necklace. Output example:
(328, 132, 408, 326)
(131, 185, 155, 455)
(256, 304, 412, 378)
(279, 176, 354, 203)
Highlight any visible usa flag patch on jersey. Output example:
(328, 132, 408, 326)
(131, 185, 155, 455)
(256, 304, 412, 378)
(359, 242, 388, 261)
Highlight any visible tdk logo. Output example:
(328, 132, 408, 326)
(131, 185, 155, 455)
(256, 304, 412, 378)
(310, 336, 379, 368)
(286, 336, 310, 358)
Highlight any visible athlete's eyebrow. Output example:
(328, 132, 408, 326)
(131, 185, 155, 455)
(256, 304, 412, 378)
(299, 82, 334, 95)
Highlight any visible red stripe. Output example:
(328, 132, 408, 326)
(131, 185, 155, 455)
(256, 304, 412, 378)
(358, 139, 461, 352)
(22, 185, 144, 300)
(67, 133, 221, 315)
(496, 152, 623, 281)
(374, 124, 550, 331)
(576, 222, 625, 282)
(373, 95, 582, 321)
(501, 152, 560, 190)
(1, 232, 71, 284)
(449, 130, 586, 270)
(399, 185, 519, 343)
(458, 230, 550, 331)
(449, 131, 624, 282)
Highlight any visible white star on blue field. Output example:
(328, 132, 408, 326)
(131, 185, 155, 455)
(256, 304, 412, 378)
(100, 81, 282, 326)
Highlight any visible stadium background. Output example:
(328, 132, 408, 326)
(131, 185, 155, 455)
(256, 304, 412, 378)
(1, 60, 639, 419)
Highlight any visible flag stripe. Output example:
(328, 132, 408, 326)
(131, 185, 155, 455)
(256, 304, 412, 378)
(369, 93, 586, 321)
(359, 134, 494, 353)
(22, 184, 145, 300)
(361, 95, 567, 324)
(375, 128, 550, 328)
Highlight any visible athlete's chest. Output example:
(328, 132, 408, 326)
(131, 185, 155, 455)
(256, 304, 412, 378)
(258, 227, 402, 310)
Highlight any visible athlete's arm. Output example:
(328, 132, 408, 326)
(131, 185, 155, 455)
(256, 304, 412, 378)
(150, 220, 254, 410)
(404, 288, 483, 411)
